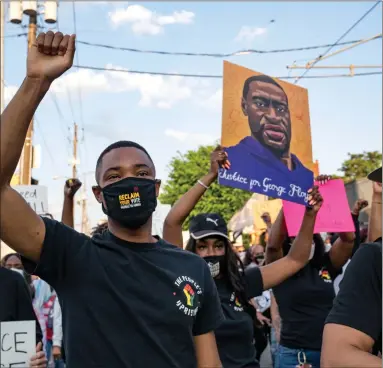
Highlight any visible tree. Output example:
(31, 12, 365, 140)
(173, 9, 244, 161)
(159, 145, 253, 230)
(339, 151, 382, 183)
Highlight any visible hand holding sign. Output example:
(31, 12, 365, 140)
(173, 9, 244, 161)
(209, 146, 231, 176)
(29, 342, 47, 368)
(306, 185, 323, 214)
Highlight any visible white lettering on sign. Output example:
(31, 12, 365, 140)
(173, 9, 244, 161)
(12, 186, 48, 215)
(0, 321, 35, 367)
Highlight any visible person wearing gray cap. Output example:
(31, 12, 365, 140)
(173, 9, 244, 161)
(322, 167, 382, 367)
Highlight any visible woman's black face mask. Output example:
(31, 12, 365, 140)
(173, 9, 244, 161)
(100, 177, 158, 229)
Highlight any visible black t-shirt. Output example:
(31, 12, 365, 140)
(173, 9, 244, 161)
(273, 252, 341, 350)
(214, 266, 264, 368)
(326, 241, 382, 355)
(31, 218, 224, 368)
(0, 267, 42, 343)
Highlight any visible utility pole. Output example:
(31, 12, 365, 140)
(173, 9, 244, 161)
(80, 177, 89, 234)
(20, 12, 37, 185)
(72, 123, 78, 178)
(1, 1, 4, 114)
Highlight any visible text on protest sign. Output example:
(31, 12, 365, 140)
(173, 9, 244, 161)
(12, 186, 48, 214)
(0, 321, 36, 367)
(282, 180, 356, 236)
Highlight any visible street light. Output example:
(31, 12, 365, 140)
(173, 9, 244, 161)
(22, 1, 37, 16)
(9, 1, 23, 24)
(44, 1, 58, 24)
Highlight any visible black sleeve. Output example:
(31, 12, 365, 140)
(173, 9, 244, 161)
(351, 213, 361, 258)
(244, 267, 264, 299)
(31, 217, 90, 290)
(193, 262, 224, 336)
(326, 243, 382, 343)
(15, 274, 43, 344)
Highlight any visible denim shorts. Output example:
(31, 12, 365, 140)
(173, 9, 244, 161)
(277, 345, 321, 368)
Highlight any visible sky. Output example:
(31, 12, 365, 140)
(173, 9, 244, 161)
(3, 1, 382, 229)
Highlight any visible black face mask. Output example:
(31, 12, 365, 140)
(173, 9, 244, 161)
(203, 255, 226, 278)
(101, 177, 157, 229)
(255, 255, 264, 263)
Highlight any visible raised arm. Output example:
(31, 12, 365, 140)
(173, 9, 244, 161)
(61, 178, 82, 228)
(0, 32, 75, 262)
(261, 186, 322, 290)
(265, 209, 287, 264)
(163, 146, 229, 247)
(368, 182, 382, 242)
(350, 199, 367, 256)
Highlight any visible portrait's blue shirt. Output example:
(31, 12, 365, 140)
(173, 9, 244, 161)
(218, 136, 314, 205)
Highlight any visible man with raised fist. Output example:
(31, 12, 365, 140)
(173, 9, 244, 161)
(0, 32, 223, 368)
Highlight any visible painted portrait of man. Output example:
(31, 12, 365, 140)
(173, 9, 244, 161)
(219, 64, 314, 205)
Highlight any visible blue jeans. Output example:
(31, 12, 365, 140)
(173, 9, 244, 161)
(270, 327, 279, 368)
(45, 340, 65, 368)
(278, 345, 321, 368)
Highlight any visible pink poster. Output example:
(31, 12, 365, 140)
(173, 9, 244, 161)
(282, 179, 355, 236)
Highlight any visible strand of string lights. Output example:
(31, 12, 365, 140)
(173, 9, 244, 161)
(76, 36, 381, 58)
(74, 64, 382, 79)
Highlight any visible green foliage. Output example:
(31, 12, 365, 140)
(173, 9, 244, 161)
(339, 151, 382, 183)
(159, 145, 253, 230)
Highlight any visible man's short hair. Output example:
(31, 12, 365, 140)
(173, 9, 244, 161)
(243, 74, 288, 101)
(95, 140, 154, 183)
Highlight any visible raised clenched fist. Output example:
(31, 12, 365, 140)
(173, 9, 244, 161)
(27, 31, 76, 83)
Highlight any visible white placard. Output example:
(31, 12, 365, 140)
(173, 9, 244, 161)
(12, 185, 48, 214)
(152, 203, 171, 237)
(0, 321, 36, 367)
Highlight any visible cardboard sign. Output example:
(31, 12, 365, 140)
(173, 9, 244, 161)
(0, 321, 36, 367)
(218, 61, 315, 205)
(12, 186, 48, 214)
(253, 199, 282, 230)
(282, 180, 355, 236)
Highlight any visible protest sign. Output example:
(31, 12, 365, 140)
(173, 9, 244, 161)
(152, 202, 171, 237)
(12, 186, 48, 214)
(253, 199, 282, 230)
(0, 321, 35, 367)
(282, 179, 355, 236)
(218, 61, 317, 205)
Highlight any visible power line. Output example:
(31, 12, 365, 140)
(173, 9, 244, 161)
(74, 64, 382, 80)
(294, 0, 382, 84)
(5, 32, 381, 59)
(76, 36, 381, 58)
(1, 33, 28, 38)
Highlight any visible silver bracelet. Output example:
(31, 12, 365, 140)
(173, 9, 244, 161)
(197, 180, 209, 189)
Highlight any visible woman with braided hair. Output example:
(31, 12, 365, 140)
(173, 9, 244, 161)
(163, 146, 323, 368)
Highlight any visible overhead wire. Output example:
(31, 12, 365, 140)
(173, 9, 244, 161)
(76, 36, 381, 58)
(74, 64, 382, 79)
(293, 0, 382, 84)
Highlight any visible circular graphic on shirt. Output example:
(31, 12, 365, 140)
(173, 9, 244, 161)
(230, 292, 244, 312)
(318, 268, 332, 283)
(173, 275, 202, 317)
